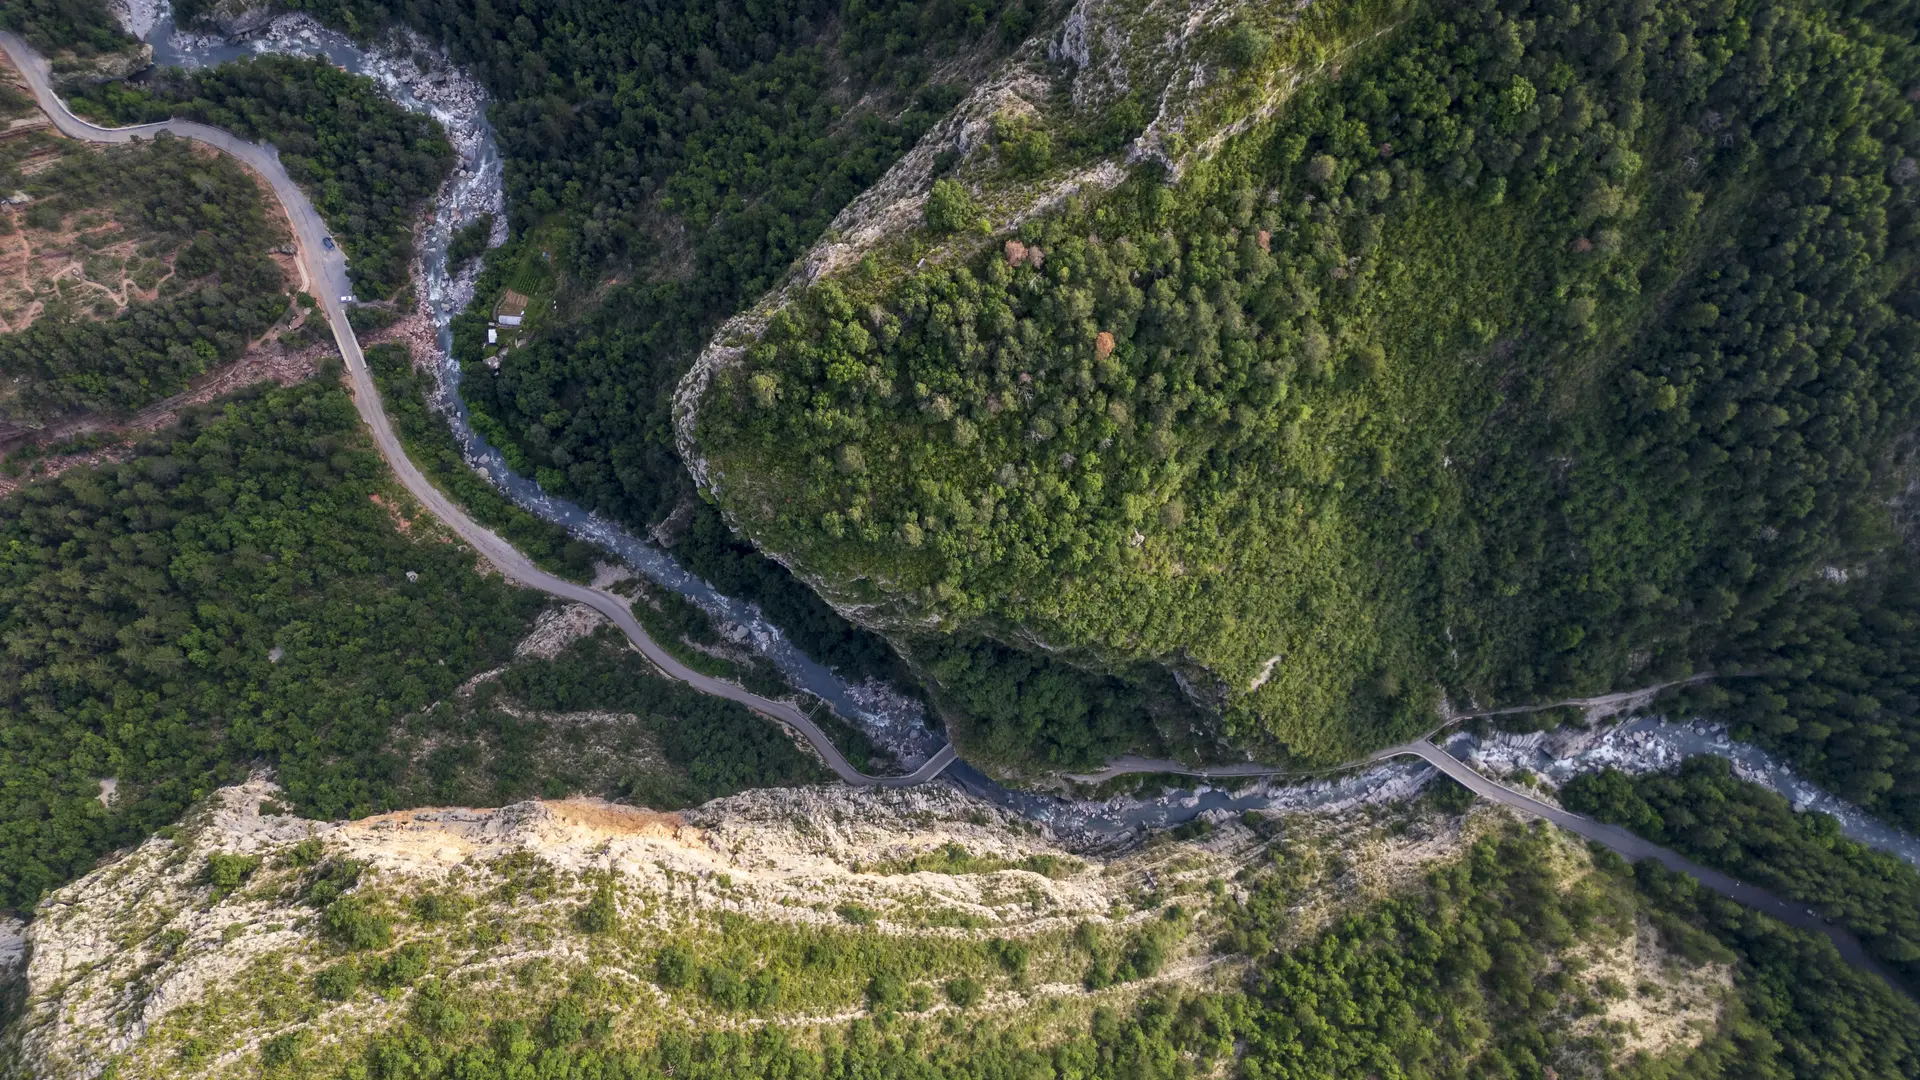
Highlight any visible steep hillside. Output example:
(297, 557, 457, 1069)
(683, 0, 1920, 771)
(3, 777, 1779, 1080)
(0, 379, 553, 912)
(0, 0, 145, 79)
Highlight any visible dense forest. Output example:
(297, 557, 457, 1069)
(73, 56, 454, 298)
(366, 342, 600, 581)
(0, 378, 543, 910)
(0, 345, 848, 913)
(1564, 757, 1920, 993)
(176, 0, 1046, 700)
(281, 824, 1920, 1080)
(264, 0, 1038, 272)
(1662, 560, 1920, 831)
(914, 633, 1214, 773)
(423, 626, 827, 810)
(694, 0, 1920, 768)
(0, 133, 289, 421)
(0, 0, 129, 56)
(1629, 857, 1920, 1080)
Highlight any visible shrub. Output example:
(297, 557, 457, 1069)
(703, 966, 748, 1009)
(410, 892, 472, 924)
(654, 945, 696, 988)
(992, 113, 1053, 177)
(1426, 775, 1478, 814)
(576, 880, 618, 934)
(205, 852, 262, 893)
(410, 979, 468, 1039)
(314, 961, 360, 1001)
(303, 858, 365, 906)
(988, 938, 1029, 978)
(447, 213, 494, 270)
(924, 179, 982, 235)
(370, 941, 431, 988)
(748, 971, 783, 1009)
(945, 976, 983, 1007)
(260, 1030, 308, 1068)
(866, 973, 906, 1009)
(547, 996, 588, 1043)
(1222, 21, 1272, 67)
(323, 896, 393, 950)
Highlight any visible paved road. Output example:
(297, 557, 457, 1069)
(0, 32, 952, 790)
(1067, 677, 1729, 784)
(1375, 740, 1913, 997)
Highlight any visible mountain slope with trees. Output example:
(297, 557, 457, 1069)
(157, 0, 1057, 705)
(1564, 757, 1920, 994)
(73, 55, 454, 299)
(688, 0, 1920, 772)
(0, 132, 291, 424)
(14, 790, 1920, 1080)
(0, 378, 544, 910)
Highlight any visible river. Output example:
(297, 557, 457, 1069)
(113, 6, 1920, 861)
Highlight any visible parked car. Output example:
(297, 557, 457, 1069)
(322, 236, 335, 250)
(341, 295, 356, 304)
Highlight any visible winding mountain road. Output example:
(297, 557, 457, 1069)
(0, 31, 952, 790)
(5, 35, 1914, 1001)
(1375, 740, 1913, 996)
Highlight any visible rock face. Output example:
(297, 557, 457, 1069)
(3, 776, 1721, 1080)
(190, 0, 282, 40)
(47, 44, 152, 87)
(2, 777, 1277, 1079)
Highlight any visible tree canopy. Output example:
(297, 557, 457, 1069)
(0, 378, 541, 909)
(693, 0, 1920, 769)
(0, 133, 289, 422)
(74, 56, 455, 299)
(1564, 756, 1920, 994)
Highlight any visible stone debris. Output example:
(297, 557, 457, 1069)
(512, 602, 609, 661)
(839, 679, 942, 769)
(0, 914, 23, 980)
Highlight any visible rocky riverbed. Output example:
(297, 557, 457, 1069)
(1442, 716, 1920, 868)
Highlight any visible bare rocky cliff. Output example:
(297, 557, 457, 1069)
(2, 778, 1248, 1078)
(3, 771, 1735, 1080)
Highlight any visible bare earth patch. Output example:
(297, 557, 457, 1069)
(0, 116, 313, 485)
(1566, 916, 1732, 1064)
(367, 491, 416, 534)
(0, 199, 175, 334)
